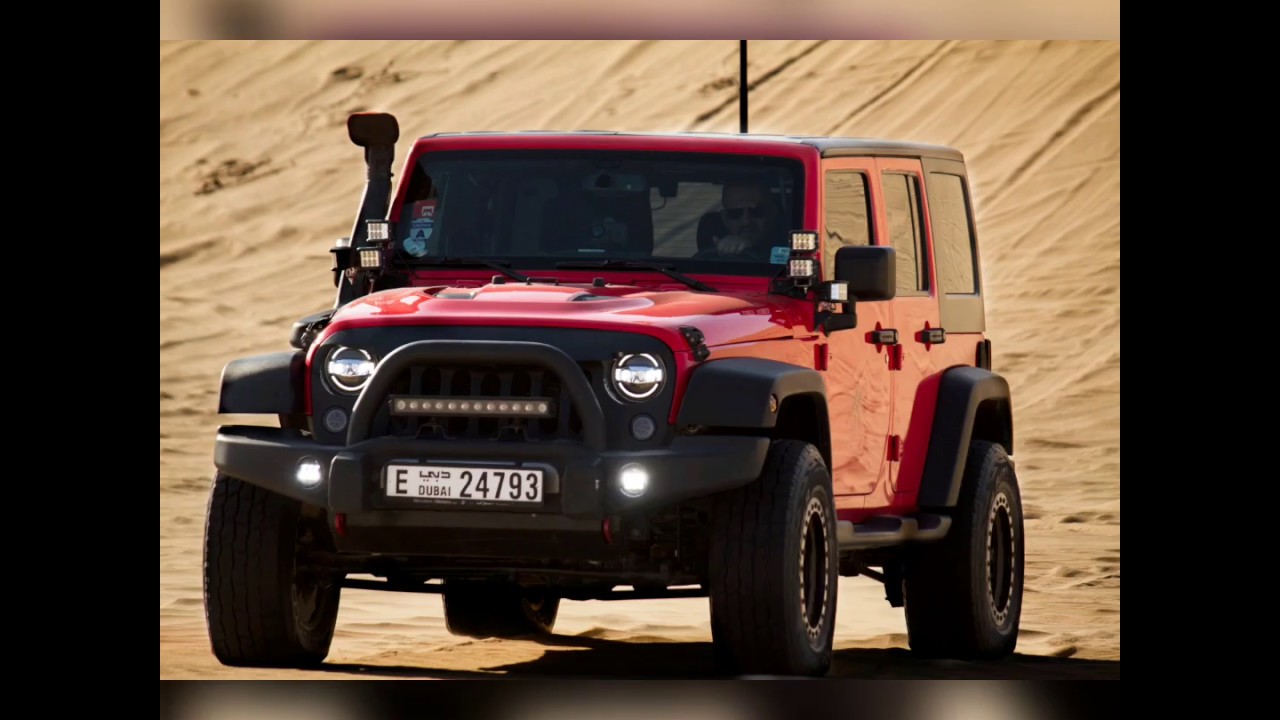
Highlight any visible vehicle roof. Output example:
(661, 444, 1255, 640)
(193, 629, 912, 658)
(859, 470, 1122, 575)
(415, 131, 965, 162)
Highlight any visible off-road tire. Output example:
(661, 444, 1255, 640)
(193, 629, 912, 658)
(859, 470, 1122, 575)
(708, 440, 838, 676)
(903, 439, 1024, 659)
(203, 473, 341, 667)
(442, 581, 560, 638)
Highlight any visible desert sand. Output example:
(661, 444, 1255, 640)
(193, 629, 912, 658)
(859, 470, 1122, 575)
(160, 40, 1119, 678)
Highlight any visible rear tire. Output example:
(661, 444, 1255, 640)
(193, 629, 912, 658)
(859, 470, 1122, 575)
(203, 473, 341, 667)
(708, 440, 838, 676)
(903, 440, 1024, 659)
(442, 581, 560, 638)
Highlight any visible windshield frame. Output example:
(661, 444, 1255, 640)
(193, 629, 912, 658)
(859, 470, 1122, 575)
(388, 147, 810, 278)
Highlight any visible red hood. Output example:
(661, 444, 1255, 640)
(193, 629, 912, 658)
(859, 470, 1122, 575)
(321, 281, 815, 351)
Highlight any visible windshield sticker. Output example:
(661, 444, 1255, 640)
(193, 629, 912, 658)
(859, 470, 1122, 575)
(403, 228, 429, 257)
(404, 200, 436, 257)
(410, 217, 434, 239)
(770, 246, 791, 264)
(412, 200, 436, 220)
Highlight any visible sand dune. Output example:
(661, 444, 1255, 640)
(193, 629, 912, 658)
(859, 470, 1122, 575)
(159, 40, 1119, 678)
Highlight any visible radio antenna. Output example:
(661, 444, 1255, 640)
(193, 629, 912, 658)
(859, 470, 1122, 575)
(739, 40, 748, 133)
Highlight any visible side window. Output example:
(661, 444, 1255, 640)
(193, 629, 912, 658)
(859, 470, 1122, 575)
(882, 172, 928, 295)
(822, 171, 871, 278)
(929, 173, 978, 294)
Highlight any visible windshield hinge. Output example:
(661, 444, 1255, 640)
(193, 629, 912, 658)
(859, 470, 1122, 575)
(679, 326, 710, 362)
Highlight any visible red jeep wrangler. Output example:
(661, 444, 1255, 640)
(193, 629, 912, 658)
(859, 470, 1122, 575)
(204, 112, 1022, 676)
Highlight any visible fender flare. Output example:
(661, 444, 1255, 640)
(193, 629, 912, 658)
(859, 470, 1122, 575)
(676, 357, 827, 429)
(217, 351, 305, 415)
(917, 366, 1014, 508)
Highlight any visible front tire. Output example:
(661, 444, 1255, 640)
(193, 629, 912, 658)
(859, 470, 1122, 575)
(203, 473, 341, 667)
(708, 440, 838, 676)
(442, 581, 560, 638)
(903, 440, 1025, 659)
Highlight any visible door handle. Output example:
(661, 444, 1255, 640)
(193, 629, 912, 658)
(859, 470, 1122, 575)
(870, 329, 903, 370)
(918, 327, 946, 345)
(867, 329, 899, 346)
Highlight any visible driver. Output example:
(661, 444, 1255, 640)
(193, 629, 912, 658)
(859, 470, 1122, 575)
(710, 181, 782, 260)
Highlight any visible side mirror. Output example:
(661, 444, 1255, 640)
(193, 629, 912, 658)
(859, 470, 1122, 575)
(347, 112, 399, 148)
(835, 245, 896, 301)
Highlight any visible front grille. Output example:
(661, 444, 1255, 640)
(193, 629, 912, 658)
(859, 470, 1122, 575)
(374, 363, 599, 442)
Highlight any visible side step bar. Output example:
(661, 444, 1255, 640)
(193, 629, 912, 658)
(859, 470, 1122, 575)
(342, 577, 444, 594)
(836, 514, 951, 550)
(559, 587, 708, 602)
(340, 577, 707, 601)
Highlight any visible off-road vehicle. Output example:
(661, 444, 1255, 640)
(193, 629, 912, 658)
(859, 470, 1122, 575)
(204, 110, 1022, 676)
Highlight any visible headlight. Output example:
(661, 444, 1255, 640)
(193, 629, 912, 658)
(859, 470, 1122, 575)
(326, 346, 377, 392)
(612, 353, 665, 400)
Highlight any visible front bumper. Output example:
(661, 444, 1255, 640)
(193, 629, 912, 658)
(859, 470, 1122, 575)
(214, 426, 768, 555)
(215, 337, 768, 560)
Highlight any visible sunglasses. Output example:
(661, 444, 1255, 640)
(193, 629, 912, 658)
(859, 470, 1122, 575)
(723, 204, 767, 220)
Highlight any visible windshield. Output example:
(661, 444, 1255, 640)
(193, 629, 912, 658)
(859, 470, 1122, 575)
(393, 150, 804, 276)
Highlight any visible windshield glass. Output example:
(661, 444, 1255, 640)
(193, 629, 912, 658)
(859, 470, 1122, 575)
(393, 150, 804, 276)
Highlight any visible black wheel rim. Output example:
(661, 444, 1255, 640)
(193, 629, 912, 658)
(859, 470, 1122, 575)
(986, 491, 1016, 627)
(524, 594, 546, 619)
(799, 496, 829, 646)
(521, 590, 555, 628)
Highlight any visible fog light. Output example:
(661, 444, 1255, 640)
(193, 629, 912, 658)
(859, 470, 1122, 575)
(296, 458, 323, 488)
(358, 247, 382, 269)
(619, 463, 649, 497)
(630, 414, 656, 441)
(322, 407, 348, 433)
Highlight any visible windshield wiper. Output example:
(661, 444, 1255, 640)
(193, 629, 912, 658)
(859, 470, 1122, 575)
(408, 257, 530, 284)
(555, 260, 717, 292)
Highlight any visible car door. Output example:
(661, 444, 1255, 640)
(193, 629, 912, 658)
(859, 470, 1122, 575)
(820, 157, 894, 499)
(874, 157, 943, 497)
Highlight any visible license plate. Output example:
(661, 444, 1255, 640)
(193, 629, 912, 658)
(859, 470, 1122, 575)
(384, 464, 543, 503)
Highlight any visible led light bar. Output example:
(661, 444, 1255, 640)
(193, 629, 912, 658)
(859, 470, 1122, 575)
(358, 247, 382, 268)
(789, 258, 816, 278)
(366, 219, 391, 242)
(790, 230, 818, 252)
(822, 281, 849, 303)
(389, 396, 555, 417)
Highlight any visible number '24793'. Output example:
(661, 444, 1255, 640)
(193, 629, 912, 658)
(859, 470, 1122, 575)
(392, 468, 539, 500)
